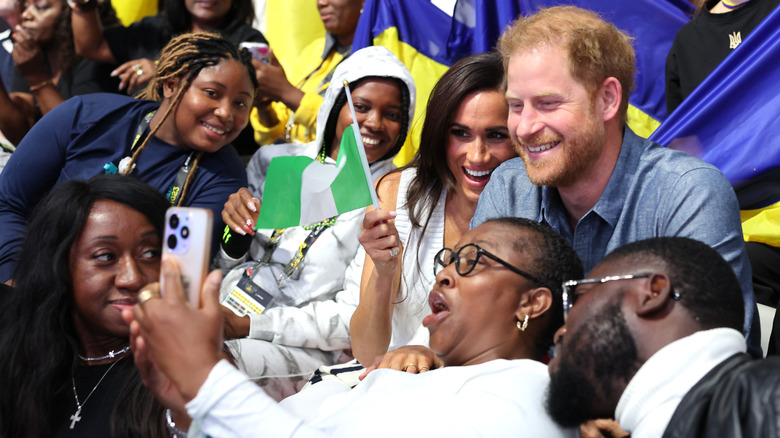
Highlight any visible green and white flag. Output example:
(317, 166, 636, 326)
(257, 124, 377, 229)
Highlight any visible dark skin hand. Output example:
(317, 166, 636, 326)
(222, 187, 261, 237)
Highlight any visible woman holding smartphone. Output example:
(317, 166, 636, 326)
(0, 32, 257, 284)
(0, 175, 175, 437)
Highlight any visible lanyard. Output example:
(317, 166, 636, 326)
(258, 216, 338, 282)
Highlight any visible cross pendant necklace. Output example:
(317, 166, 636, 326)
(69, 358, 123, 429)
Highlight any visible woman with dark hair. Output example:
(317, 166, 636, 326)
(70, 0, 265, 93)
(1, 0, 119, 144)
(212, 45, 415, 400)
(0, 32, 257, 284)
(0, 174, 171, 437)
(350, 51, 518, 366)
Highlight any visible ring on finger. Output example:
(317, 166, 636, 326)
(402, 363, 417, 371)
(418, 366, 430, 372)
(137, 289, 159, 305)
(389, 247, 399, 257)
(136, 68, 144, 77)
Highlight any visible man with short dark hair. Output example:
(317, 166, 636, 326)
(547, 236, 780, 437)
(471, 5, 759, 354)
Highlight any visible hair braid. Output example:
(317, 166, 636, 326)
(120, 32, 258, 206)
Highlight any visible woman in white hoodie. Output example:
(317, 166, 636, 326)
(213, 46, 415, 400)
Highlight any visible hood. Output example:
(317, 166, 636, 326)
(315, 46, 416, 161)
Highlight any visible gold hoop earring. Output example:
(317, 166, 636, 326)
(517, 314, 529, 332)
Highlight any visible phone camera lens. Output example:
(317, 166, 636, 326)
(169, 214, 179, 229)
(181, 226, 189, 239)
(167, 234, 177, 249)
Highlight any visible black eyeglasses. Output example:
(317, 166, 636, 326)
(561, 273, 683, 322)
(433, 243, 544, 284)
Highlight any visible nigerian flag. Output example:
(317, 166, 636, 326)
(257, 124, 375, 229)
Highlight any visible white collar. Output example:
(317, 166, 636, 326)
(615, 328, 746, 438)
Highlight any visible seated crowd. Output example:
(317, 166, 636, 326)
(1, 1, 779, 437)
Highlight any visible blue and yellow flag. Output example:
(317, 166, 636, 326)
(353, 0, 453, 166)
(651, 6, 780, 246)
(447, 0, 693, 138)
(354, 0, 693, 165)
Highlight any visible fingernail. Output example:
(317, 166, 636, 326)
(247, 201, 257, 212)
(235, 227, 246, 236)
(110, 70, 118, 77)
(389, 210, 397, 217)
(242, 223, 253, 234)
(118, 83, 125, 91)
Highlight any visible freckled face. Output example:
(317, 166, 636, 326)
(331, 78, 403, 163)
(157, 58, 255, 153)
(445, 90, 516, 206)
(70, 201, 161, 345)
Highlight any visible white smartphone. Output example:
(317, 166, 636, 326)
(161, 207, 213, 306)
(240, 42, 270, 64)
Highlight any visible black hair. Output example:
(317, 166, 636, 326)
(161, 0, 255, 34)
(601, 237, 744, 332)
(485, 217, 584, 355)
(322, 76, 411, 163)
(0, 175, 169, 437)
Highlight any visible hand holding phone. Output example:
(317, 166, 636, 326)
(161, 207, 213, 306)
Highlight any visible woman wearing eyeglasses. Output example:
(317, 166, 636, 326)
(125, 218, 582, 437)
(350, 51, 518, 367)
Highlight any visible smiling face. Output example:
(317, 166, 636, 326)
(445, 90, 516, 206)
(423, 222, 541, 367)
(70, 200, 161, 350)
(331, 77, 403, 163)
(156, 58, 255, 153)
(20, 0, 61, 45)
(317, 0, 363, 37)
(505, 43, 606, 189)
(546, 260, 642, 426)
(185, 0, 232, 30)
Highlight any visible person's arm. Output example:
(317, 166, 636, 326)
(350, 174, 404, 365)
(10, 25, 64, 116)
(128, 259, 327, 438)
(0, 81, 32, 145)
(69, 0, 117, 64)
(660, 167, 754, 338)
(665, 39, 683, 115)
(0, 97, 81, 282)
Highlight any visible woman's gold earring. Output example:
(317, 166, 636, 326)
(517, 314, 529, 332)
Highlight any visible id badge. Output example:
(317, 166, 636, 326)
(223, 269, 274, 316)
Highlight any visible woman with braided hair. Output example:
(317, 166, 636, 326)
(0, 31, 257, 284)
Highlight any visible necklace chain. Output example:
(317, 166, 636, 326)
(69, 357, 125, 429)
(77, 345, 131, 362)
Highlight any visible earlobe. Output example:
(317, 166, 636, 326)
(599, 77, 622, 122)
(635, 273, 674, 317)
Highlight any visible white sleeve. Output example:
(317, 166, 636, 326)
(187, 360, 328, 438)
(246, 246, 365, 350)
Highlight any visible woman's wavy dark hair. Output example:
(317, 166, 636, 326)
(0, 175, 169, 437)
(162, 0, 255, 34)
(394, 51, 505, 229)
(52, 0, 120, 74)
(375, 51, 505, 295)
